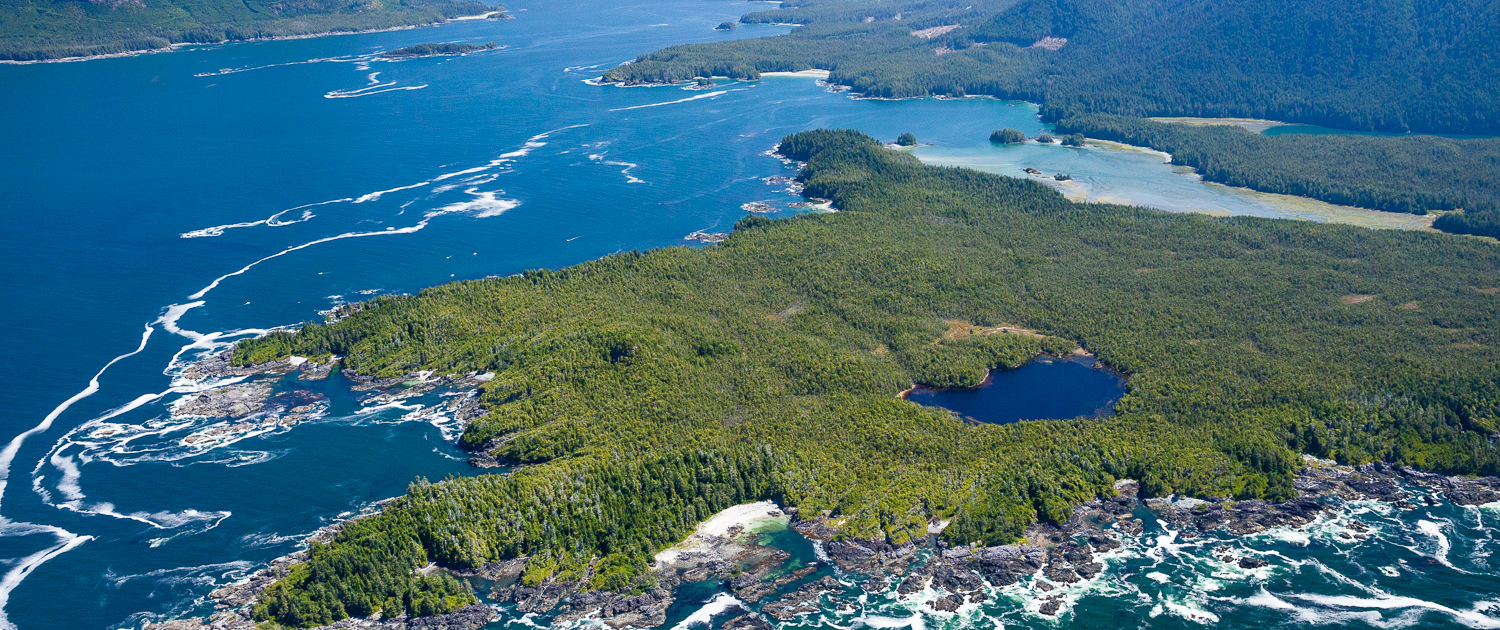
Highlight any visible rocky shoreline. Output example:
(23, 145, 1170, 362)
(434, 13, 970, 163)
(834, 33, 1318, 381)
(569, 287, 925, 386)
(455, 459, 1500, 626)
(146, 454, 1499, 629)
(149, 348, 1500, 630)
(144, 498, 501, 630)
(170, 349, 490, 446)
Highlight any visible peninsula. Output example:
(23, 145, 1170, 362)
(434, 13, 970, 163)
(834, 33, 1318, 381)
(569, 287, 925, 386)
(214, 130, 1498, 627)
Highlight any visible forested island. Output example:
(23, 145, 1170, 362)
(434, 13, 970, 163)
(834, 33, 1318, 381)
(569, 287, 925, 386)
(380, 41, 497, 58)
(0, 0, 496, 61)
(221, 130, 1499, 627)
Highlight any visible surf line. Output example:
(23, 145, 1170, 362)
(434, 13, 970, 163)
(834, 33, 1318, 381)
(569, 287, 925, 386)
(193, 53, 372, 78)
(181, 197, 347, 239)
(0, 218, 461, 624)
(326, 84, 428, 99)
(0, 124, 591, 618)
(0, 323, 153, 630)
(608, 88, 748, 112)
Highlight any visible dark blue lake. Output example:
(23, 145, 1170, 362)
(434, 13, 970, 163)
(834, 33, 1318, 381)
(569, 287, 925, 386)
(905, 354, 1125, 424)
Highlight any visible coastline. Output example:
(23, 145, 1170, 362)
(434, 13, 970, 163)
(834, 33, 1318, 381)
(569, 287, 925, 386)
(1089, 138, 1439, 231)
(144, 496, 499, 630)
(920, 138, 1441, 232)
(149, 456, 1500, 628)
(0, 10, 504, 65)
(145, 299, 1499, 629)
(92, 69, 1495, 630)
(158, 333, 1500, 630)
(760, 69, 830, 79)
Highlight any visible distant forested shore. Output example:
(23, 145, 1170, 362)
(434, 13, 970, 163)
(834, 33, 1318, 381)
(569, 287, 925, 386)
(0, 0, 498, 61)
(599, 0, 1500, 237)
(1052, 115, 1500, 239)
(602, 0, 1499, 136)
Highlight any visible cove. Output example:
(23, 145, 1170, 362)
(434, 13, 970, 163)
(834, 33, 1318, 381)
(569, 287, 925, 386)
(904, 354, 1125, 424)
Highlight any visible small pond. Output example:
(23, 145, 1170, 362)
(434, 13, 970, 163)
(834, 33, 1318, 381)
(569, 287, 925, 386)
(905, 354, 1126, 424)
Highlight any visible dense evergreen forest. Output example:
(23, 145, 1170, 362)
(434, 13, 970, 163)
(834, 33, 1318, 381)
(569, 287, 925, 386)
(1051, 115, 1500, 239)
(0, 0, 492, 61)
(236, 130, 1500, 626)
(380, 41, 497, 58)
(602, 0, 1500, 135)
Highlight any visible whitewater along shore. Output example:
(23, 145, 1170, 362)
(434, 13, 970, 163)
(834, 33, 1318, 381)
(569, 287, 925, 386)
(146, 455, 1500, 628)
(168, 346, 491, 457)
(143, 498, 499, 630)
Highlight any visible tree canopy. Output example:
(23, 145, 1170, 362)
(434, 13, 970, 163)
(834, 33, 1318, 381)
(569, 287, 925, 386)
(603, 0, 1500, 135)
(238, 129, 1500, 627)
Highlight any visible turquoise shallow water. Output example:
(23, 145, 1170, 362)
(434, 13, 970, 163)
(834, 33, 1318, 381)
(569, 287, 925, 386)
(1, 1, 1498, 629)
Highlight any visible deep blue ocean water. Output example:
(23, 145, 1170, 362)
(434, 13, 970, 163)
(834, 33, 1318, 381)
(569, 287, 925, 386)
(2, 1, 1499, 629)
(905, 355, 1125, 425)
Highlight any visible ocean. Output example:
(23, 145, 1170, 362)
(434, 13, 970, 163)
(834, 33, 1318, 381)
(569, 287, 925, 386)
(0, 0, 1493, 628)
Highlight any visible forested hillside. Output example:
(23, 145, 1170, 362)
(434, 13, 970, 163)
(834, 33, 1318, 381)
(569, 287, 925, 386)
(236, 130, 1500, 626)
(1051, 115, 1500, 239)
(603, 0, 1500, 134)
(0, 0, 492, 61)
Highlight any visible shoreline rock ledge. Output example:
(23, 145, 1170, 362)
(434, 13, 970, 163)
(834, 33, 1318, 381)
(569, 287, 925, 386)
(143, 500, 499, 630)
(145, 459, 1500, 628)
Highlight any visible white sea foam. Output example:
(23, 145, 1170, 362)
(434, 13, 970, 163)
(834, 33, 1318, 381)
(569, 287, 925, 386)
(1290, 593, 1500, 628)
(563, 62, 610, 73)
(426, 188, 520, 218)
(857, 613, 927, 629)
(1241, 588, 1298, 611)
(0, 321, 154, 516)
(181, 198, 342, 238)
(325, 83, 429, 98)
(605, 161, 644, 183)
(186, 222, 427, 301)
(671, 593, 744, 629)
(241, 529, 314, 549)
(0, 122, 597, 624)
(608, 89, 747, 112)
(0, 523, 91, 629)
(107, 560, 256, 587)
(1157, 595, 1220, 624)
(193, 54, 369, 77)
(356, 181, 432, 203)
(46, 452, 232, 530)
(504, 612, 545, 627)
(434, 165, 495, 181)
(1417, 519, 1460, 570)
